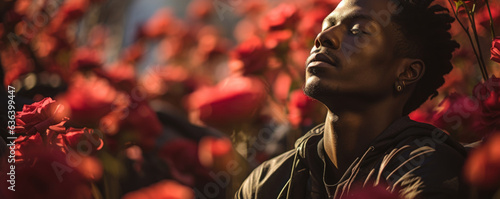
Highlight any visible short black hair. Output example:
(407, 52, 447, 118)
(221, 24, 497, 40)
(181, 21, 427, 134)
(390, 0, 460, 115)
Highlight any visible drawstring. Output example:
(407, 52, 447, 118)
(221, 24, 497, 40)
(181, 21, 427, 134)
(327, 146, 375, 199)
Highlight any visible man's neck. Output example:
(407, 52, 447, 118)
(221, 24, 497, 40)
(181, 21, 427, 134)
(322, 100, 402, 173)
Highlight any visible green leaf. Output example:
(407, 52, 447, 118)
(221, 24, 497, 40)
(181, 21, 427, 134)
(455, 0, 465, 11)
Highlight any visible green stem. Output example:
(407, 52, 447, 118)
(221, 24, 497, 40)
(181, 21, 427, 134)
(448, 0, 489, 80)
(464, 2, 489, 80)
(485, 0, 496, 39)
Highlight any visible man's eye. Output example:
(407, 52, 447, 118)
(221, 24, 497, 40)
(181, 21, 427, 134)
(350, 28, 362, 35)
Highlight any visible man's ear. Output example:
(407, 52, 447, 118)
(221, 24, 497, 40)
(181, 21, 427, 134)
(398, 59, 425, 85)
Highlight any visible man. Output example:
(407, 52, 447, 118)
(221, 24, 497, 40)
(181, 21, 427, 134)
(236, 0, 468, 198)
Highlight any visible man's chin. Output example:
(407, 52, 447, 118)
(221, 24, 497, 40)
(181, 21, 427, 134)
(303, 82, 325, 101)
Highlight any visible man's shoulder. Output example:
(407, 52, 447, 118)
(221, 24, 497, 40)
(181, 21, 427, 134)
(235, 124, 325, 199)
(354, 119, 469, 198)
(373, 129, 468, 198)
(235, 150, 297, 199)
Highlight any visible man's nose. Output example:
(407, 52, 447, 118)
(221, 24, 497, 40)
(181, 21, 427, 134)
(314, 27, 341, 50)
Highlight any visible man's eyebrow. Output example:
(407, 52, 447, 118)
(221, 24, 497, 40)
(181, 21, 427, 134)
(343, 13, 373, 22)
(324, 13, 374, 25)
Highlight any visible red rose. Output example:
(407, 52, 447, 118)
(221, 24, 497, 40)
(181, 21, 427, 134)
(70, 48, 103, 72)
(432, 93, 479, 128)
(121, 102, 163, 151)
(473, 76, 500, 136)
(122, 180, 194, 199)
(160, 139, 209, 185)
(409, 100, 436, 124)
(265, 30, 293, 49)
(491, 37, 500, 63)
(76, 156, 103, 181)
(13, 0, 30, 15)
(15, 97, 67, 136)
(272, 71, 293, 102)
(59, 74, 117, 126)
(62, 127, 104, 152)
(431, 93, 482, 142)
(0, 145, 91, 199)
(47, 0, 92, 36)
(14, 133, 47, 164)
(34, 32, 58, 58)
(287, 90, 321, 128)
(194, 26, 229, 62)
(476, 4, 499, 34)
(1, 47, 33, 86)
(261, 3, 300, 31)
(186, 76, 267, 128)
(15, 123, 69, 164)
(121, 41, 145, 63)
(229, 36, 271, 75)
(464, 133, 500, 189)
(344, 183, 401, 199)
(198, 136, 233, 168)
(298, 8, 331, 40)
(59, 0, 90, 22)
(105, 61, 137, 91)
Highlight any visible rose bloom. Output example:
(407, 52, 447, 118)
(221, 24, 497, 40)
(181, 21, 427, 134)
(1, 47, 33, 86)
(160, 138, 209, 185)
(261, 3, 300, 31)
(473, 76, 500, 136)
(298, 8, 331, 40)
(70, 48, 103, 72)
(121, 41, 145, 63)
(431, 94, 479, 126)
(476, 4, 499, 34)
(491, 37, 500, 63)
(344, 183, 401, 199)
(464, 133, 500, 189)
(62, 127, 104, 153)
(265, 30, 293, 49)
(1, 145, 92, 199)
(229, 36, 271, 75)
(409, 100, 437, 125)
(15, 97, 67, 136)
(14, 133, 50, 164)
(59, 0, 90, 22)
(120, 102, 163, 151)
(186, 76, 267, 128)
(198, 136, 233, 169)
(58, 74, 117, 126)
(105, 60, 137, 91)
(288, 89, 320, 128)
(122, 180, 194, 199)
(430, 93, 483, 142)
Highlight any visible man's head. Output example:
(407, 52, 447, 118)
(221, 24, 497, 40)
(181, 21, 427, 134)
(304, 0, 458, 115)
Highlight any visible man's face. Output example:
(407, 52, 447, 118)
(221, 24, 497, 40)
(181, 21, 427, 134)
(304, 0, 404, 106)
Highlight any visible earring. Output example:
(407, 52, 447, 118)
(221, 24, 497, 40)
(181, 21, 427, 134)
(395, 81, 405, 92)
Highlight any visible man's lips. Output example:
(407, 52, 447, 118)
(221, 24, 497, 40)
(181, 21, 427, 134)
(306, 53, 338, 68)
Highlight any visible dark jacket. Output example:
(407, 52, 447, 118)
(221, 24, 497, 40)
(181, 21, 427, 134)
(235, 117, 469, 199)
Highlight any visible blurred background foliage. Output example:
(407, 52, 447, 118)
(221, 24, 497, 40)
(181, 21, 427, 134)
(0, 0, 499, 198)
